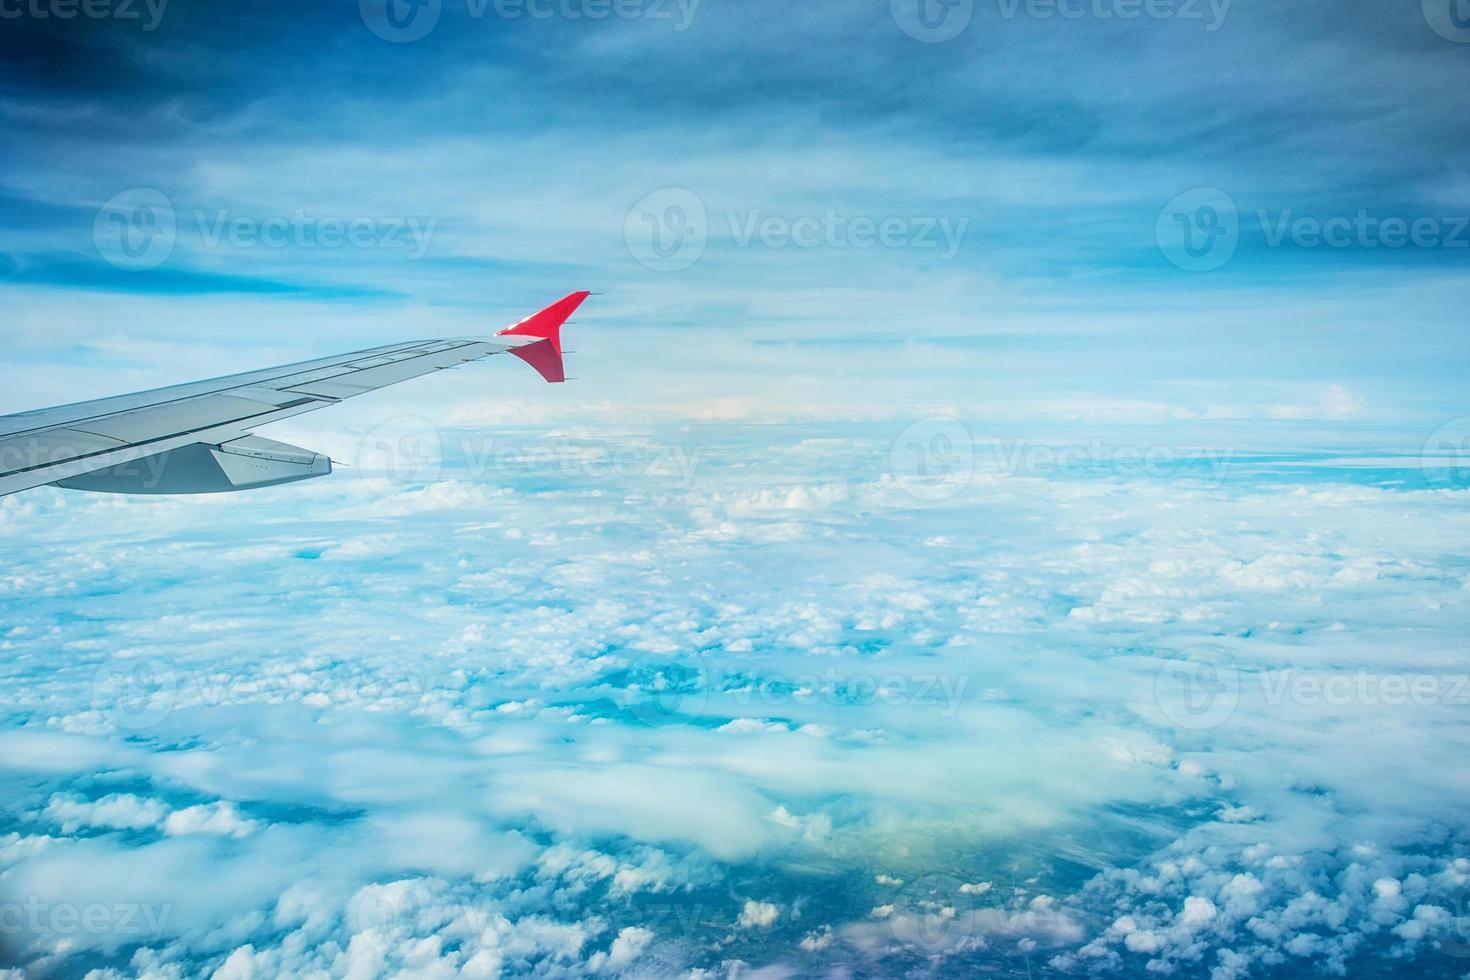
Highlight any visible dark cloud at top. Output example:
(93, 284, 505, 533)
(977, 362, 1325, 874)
(5, 0, 1467, 168)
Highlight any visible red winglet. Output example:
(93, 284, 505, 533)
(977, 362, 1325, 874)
(498, 291, 590, 356)
(497, 291, 590, 384)
(507, 339, 565, 383)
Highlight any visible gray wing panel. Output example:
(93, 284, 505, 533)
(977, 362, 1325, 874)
(281, 343, 502, 399)
(0, 337, 513, 497)
(0, 341, 422, 438)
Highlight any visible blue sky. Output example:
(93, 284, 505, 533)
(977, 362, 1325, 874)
(2, 2, 1470, 978)
(0, 0, 1467, 429)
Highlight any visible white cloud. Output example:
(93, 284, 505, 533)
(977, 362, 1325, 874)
(163, 803, 258, 839)
(587, 926, 654, 973)
(1179, 896, 1218, 928)
(3, 425, 1469, 977)
(43, 793, 168, 834)
(737, 900, 781, 929)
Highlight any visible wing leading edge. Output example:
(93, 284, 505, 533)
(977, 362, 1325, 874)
(0, 291, 590, 498)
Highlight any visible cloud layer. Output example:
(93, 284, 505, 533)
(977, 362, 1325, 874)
(2, 421, 1468, 976)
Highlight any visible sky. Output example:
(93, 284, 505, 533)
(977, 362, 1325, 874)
(0, 0, 1467, 427)
(1, 0, 1470, 978)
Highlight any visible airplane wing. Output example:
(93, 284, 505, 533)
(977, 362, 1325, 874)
(0, 291, 590, 498)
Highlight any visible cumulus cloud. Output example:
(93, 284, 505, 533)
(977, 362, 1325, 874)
(42, 794, 167, 834)
(587, 926, 655, 972)
(737, 901, 781, 930)
(2, 424, 1469, 978)
(163, 803, 258, 839)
